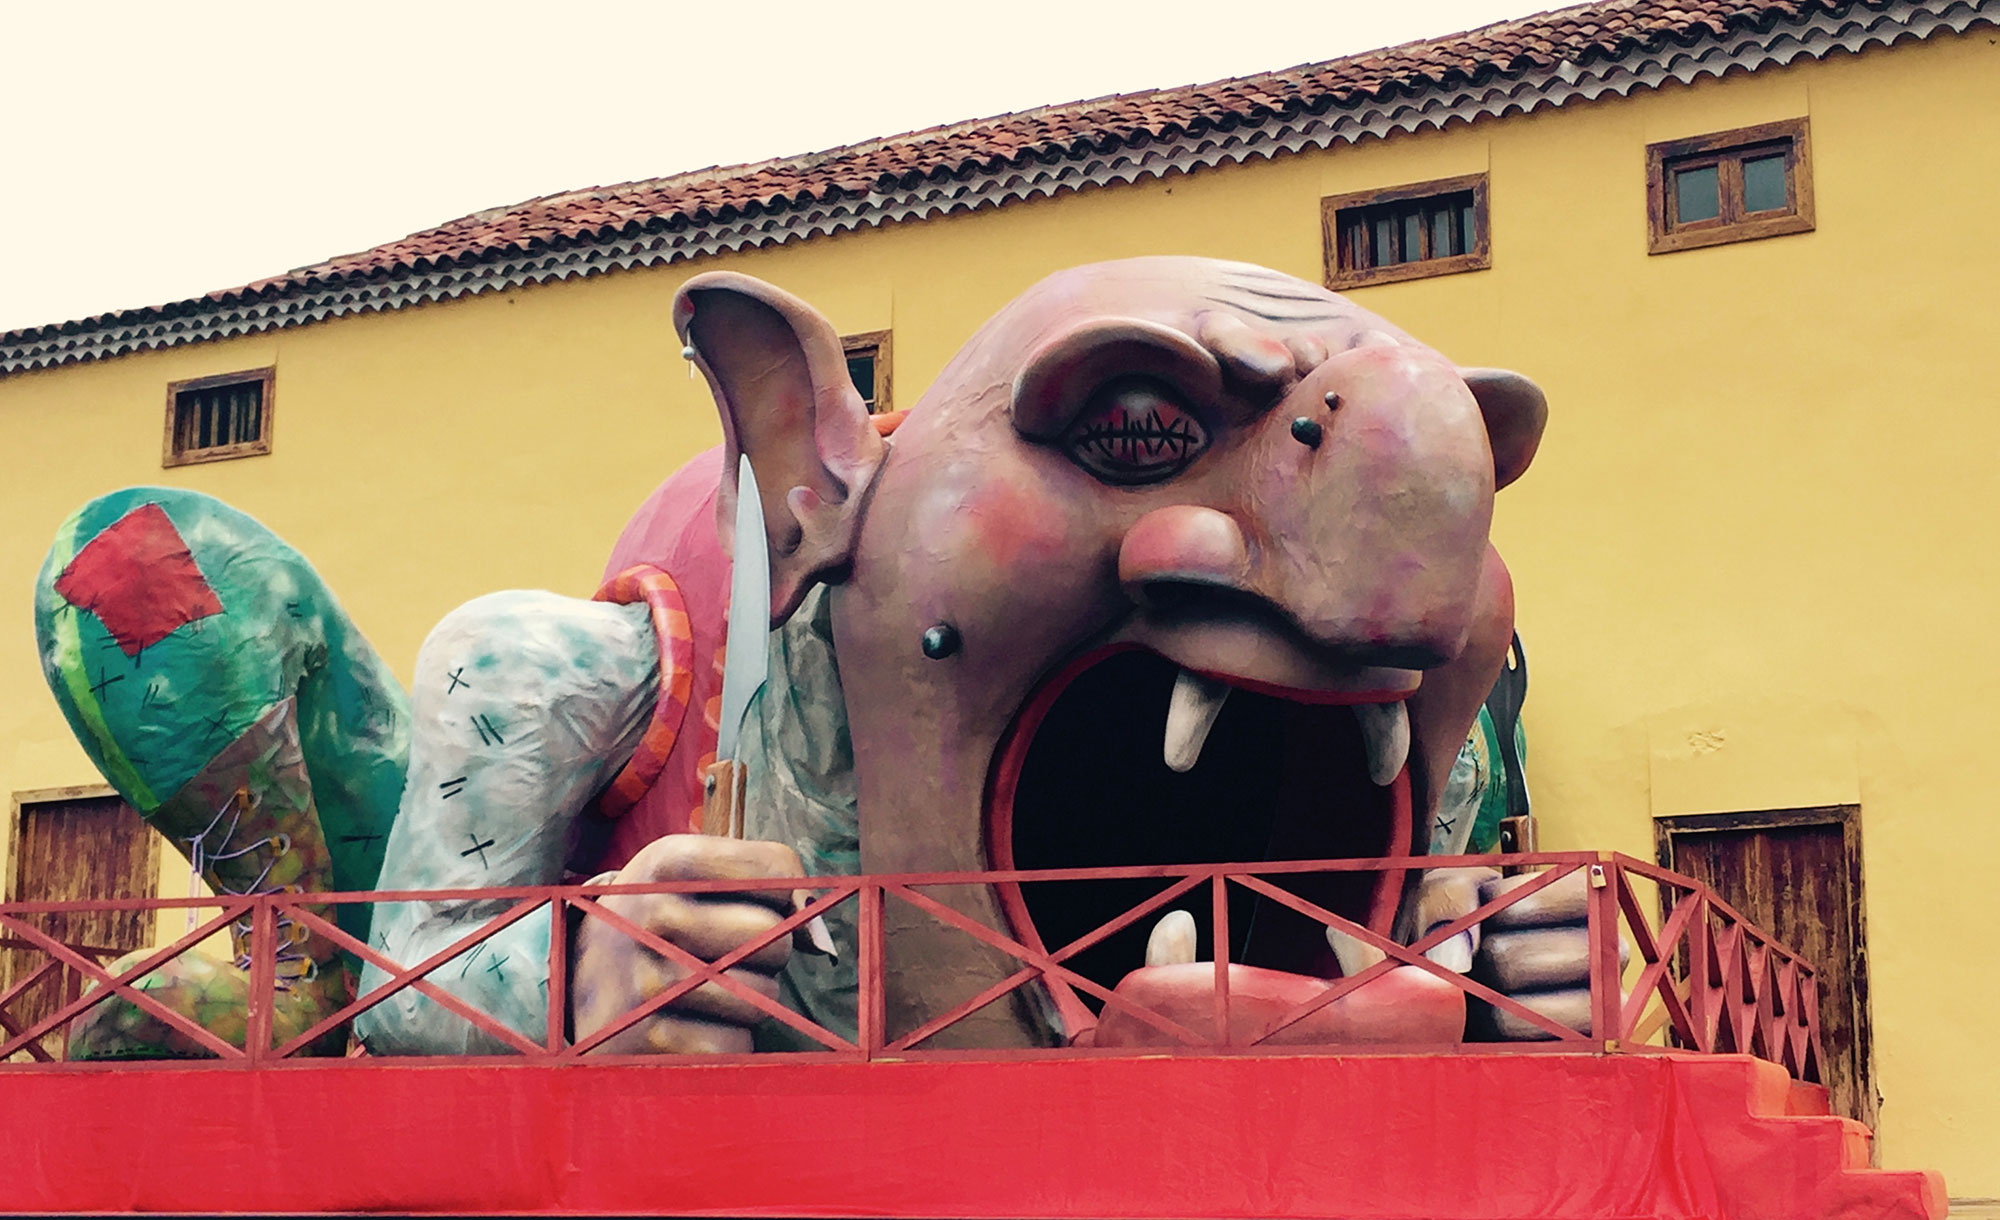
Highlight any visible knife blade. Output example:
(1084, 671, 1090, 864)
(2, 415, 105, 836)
(715, 453, 770, 767)
(697, 457, 835, 959)
(702, 454, 769, 839)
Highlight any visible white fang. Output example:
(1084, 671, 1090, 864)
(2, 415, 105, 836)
(1164, 669, 1231, 773)
(1353, 701, 1410, 786)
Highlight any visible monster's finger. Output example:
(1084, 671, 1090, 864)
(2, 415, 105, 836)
(627, 955, 785, 1027)
(590, 1012, 756, 1056)
(1414, 866, 1501, 934)
(1476, 926, 1631, 993)
(1480, 869, 1588, 930)
(1476, 987, 1593, 1041)
(571, 972, 755, 1056)
(606, 892, 793, 973)
(621, 833, 805, 906)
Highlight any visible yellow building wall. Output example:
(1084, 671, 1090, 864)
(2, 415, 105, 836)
(2, 27, 1995, 1190)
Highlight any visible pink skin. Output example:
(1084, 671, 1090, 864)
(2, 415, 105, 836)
(669, 257, 1544, 1048)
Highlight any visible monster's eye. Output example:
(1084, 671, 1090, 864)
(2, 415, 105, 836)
(1061, 378, 1210, 485)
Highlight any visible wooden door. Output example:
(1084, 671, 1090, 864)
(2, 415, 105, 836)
(1655, 806, 1875, 1130)
(2, 789, 162, 1056)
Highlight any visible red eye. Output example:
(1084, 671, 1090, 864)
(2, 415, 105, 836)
(1062, 378, 1210, 484)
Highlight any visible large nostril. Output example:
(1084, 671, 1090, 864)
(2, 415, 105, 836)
(1118, 505, 1249, 590)
(1133, 576, 1271, 619)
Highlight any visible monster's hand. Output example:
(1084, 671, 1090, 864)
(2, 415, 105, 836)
(1471, 870, 1600, 1039)
(572, 834, 803, 1054)
(1411, 868, 1604, 1039)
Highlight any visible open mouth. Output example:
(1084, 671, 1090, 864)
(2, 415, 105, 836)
(985, 646, 1428, 1042)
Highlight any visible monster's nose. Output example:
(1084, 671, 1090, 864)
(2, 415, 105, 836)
(1117, 505, 1249, 593)
(1116, 498, 1446, 683)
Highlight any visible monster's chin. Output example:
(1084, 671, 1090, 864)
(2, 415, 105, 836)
(985, 646, 1465, 1047)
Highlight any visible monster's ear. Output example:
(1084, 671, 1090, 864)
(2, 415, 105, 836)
(674, 272, 887, 625)
(1462, 368, 1547, 491)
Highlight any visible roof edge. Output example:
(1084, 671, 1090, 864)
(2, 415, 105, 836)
(5, 0, 1993, 377)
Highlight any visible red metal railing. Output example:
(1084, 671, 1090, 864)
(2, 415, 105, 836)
(0, 852, 1822, 1082)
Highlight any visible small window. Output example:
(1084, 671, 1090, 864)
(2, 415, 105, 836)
(163, 368, 273, 467)
(842, 330, 892, 414)
(1321, 173, 1491, 290)
(1647, 118, 1813, 254)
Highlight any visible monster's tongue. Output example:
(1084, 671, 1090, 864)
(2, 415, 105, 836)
(1088, 955, 1466, 1048)
(1085, 898, 1465, 1049)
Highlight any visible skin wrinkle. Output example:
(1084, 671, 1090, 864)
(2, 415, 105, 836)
(1215, 275, 1337, 301)
(1202, 295, 1352, 324)
(1197, 315, 1298, 399)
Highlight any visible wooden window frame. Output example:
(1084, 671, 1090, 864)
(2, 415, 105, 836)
(1321, 173, 1492, 290)
(841, 331, 893, 415)
(162, 366, 275, 468)
(1653, 804, 1874, 1130)
(1646, 118, 1814, 255)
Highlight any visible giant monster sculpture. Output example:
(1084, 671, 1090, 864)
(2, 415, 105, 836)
(33, 257, 1572, 1058)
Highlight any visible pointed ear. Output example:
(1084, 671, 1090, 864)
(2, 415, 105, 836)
(674, 272, 886, 624)
(1461, 368, 1548, 490)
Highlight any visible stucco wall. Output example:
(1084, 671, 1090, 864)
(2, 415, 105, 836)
(2, 27, 1994, 1189)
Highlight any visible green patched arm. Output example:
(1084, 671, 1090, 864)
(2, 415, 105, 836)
(33, 488, 411, 1058)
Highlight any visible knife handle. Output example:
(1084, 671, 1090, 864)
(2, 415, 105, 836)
(700, 759, 746, 839)
(699, 757, 838, 961)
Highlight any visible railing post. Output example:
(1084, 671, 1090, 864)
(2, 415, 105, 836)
(857, 882, 884, 1060)
(1799, 969, 1825, 1084)
(1686, 892, 1711, 1051)
(1587, 855, 1620, 1051)
(244, 898, 276, 1064)
(1211, 872, 1231, 1048)
(545, 896, 568, 1055)
(62, 955, 83, 1024)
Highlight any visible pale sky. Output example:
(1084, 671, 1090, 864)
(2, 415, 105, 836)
(0, 0, 1557, 335)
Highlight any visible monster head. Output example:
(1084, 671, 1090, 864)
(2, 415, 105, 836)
(673, 257, 1546, 1047)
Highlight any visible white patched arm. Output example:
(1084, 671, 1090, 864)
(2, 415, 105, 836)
(354, 591, 658, 1055)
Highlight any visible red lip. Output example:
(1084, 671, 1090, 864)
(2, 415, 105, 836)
(1173, 665, 1417, 706)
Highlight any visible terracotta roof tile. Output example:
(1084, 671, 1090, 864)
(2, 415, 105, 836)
(0, 0, 1883, 349)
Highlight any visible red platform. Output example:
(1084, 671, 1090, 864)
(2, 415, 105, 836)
(0, 854, 1948, 1216)
(0, 1051, 1942, 1217)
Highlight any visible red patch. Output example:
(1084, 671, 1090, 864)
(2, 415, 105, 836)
(54, 503, 223, 656)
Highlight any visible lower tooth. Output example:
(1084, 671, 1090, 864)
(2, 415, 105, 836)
(1145, 910, 1198, 967)
(1326, 926, 1388, 977)
(1163, 669, 1231, 773)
